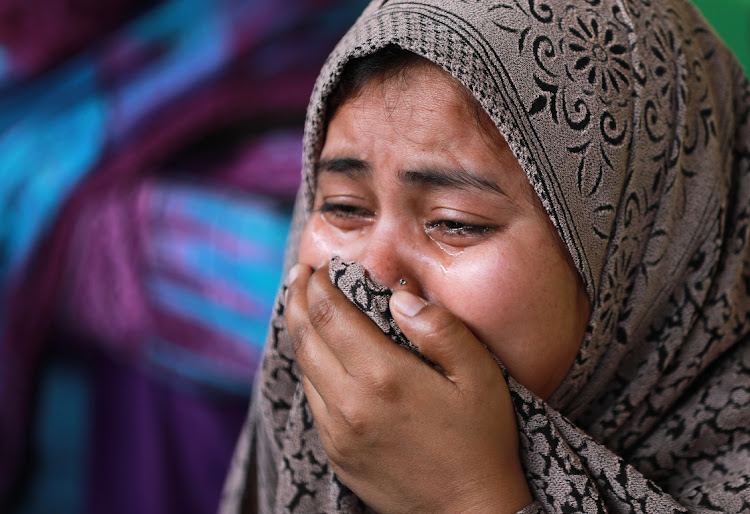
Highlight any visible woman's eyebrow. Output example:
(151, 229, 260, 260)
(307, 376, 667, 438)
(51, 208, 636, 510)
(398, 168, 508, 197)
(315, 157, 371, 177)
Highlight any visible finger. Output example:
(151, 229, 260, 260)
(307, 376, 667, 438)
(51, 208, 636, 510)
(389, 290, 500, 388)
(305, 263, 420, 376)
(285, 263, 348, 399)
(301, 373, 329, 419)
(300, 374, 339, 457)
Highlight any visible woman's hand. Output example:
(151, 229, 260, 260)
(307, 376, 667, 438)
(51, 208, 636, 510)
(285, 263, 533, 513)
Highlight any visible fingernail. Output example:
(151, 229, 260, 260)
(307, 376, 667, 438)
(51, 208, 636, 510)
(391, 291, 428, 317)
(287, 264, 302, 285)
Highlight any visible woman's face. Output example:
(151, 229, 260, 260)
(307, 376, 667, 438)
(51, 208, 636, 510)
(299, 64, 591, 400)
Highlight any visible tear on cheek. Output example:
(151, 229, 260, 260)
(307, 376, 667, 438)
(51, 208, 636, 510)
(299, 222, 337, 269)
(424, 229, 466, 257)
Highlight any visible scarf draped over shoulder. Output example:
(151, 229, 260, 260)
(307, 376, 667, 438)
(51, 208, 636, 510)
(221, 0, 750, 511)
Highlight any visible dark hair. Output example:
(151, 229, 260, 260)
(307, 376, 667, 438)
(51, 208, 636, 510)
(326, 45, 429, 120)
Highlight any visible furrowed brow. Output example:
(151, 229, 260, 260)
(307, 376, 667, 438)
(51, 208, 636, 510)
(398, 168, 508, 197)
(315, 157, 371, 177)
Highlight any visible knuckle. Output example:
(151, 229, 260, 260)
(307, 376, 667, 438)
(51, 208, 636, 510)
(288, 321, 312, 355)
(337, 397, 370, 437)
(307, 293, 338, 331)
(420, 309, 457, 348)
(368, 364, 402, 402)
(325, 438, 361, 477)
(317, 421, 352, 465)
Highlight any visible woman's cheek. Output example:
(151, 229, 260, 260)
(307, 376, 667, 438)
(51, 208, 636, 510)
(298, 218, 331, 267)
(298, 216, 366, 268)
(434, 248, 530, 352)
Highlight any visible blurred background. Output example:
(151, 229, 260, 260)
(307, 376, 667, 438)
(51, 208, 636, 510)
(0, 1, 746, 513)
(0, 1, 367, 512)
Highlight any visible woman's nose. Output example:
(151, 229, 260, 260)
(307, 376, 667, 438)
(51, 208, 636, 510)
(355, 225, 415, 292)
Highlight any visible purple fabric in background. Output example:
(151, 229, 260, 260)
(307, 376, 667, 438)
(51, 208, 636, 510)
(88, 352, 248, 514)
(0, 0, 368, 511)
(0, 0, 155, 86)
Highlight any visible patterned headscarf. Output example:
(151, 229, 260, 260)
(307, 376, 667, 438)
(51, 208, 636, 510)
(221, 0, 750, 511)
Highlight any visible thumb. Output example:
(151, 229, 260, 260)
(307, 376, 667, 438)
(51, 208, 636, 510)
(389, 291, 498, 387)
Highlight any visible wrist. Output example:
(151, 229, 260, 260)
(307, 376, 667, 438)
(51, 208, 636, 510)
(444, 464, 533, 514)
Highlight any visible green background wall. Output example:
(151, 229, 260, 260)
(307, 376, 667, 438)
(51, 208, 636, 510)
(692, 0, 750, 75)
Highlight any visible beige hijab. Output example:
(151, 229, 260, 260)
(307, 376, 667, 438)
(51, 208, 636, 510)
(221, 0, 750, 511)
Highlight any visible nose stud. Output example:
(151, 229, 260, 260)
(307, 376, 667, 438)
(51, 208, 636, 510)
(399, 278, 407, 286)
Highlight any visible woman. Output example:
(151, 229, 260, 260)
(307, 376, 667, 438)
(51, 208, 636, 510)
(222, 0, 750, 511)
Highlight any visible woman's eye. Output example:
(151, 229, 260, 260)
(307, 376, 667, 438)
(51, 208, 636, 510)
(318, 201, 375, 229)
(425, 219, 495, 238)
(320, 202, 373, 218)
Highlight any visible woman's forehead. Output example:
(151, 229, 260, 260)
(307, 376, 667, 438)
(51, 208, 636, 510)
(326, 78, 497, 159)
(340, 64, 469, 118)
(327, 61, 511, 158)
(318, 68, 538, 210)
